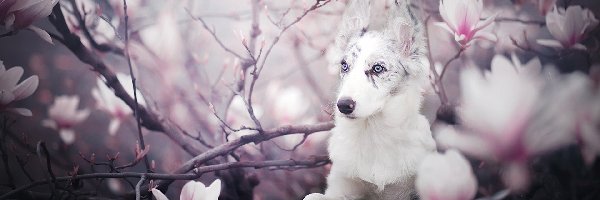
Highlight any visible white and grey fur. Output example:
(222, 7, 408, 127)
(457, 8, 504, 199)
(305, 0, 436, 199)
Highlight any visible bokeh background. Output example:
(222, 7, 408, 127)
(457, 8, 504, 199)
(1, 0, 600, 199)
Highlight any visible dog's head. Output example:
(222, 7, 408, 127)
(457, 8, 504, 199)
(332, 0, 428, 119)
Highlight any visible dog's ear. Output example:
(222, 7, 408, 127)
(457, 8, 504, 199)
(334, 0, 371, 51)
(387, 0, 429, 82)
(386, 0, 426, 59)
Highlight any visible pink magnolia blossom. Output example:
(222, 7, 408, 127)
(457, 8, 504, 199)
(0, 60, 38, 116)
(436, 0, 497, 47)
(416, 150, 477, 200)
(42, 95, 90, 145)
(436, 54, 585, 191)
(152, 179, 221, 200)
(0, 0, 59, 43)
(92, 78, 132, 135)
(537, 6, 598, 50)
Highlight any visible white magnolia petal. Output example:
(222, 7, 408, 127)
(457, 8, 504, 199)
(0, 66, 24, 90)
(108, 119, 121, 136)
(151, 188, 169, 200)
(572, 43, 587, 50)
(434, 22, 456, 35)
(0, 90, 15, 105)
(536, 39, 564, 49)
(180, 181, 206, 200)
(7, 107, 32, 116)
(42, 119, 57, 130)
(205, 179, 222, 200)
(27, 25, 53, 44)
(416, 150, 477, 200)
(472, 31, 497, 42)
(59, 128, 76, 145)
(12, 75, 38, 101)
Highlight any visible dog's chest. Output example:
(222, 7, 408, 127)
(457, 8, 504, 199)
(328, 122, 431, 190)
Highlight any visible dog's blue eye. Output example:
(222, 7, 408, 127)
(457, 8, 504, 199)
(341, 60, 349, 73)
(372, 64, 385, 74)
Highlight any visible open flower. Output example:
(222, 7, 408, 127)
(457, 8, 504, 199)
(92, 78, 132, 135)
(0, 60, 38, 116)
(0, 0, 59, 43)
(42, 95, 90, 145)
(416, 150, 477, 200)
(537, 6, 598, 50)
(436, 0, 497, 47)
(152, 179, 221, 200)
(436, 54, 584, 191)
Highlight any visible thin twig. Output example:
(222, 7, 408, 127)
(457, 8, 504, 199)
(123, 0, 151, 172)
(36, 142, 57, 198)
(135, 175, 146, 200)
(0, 157, 330, 199)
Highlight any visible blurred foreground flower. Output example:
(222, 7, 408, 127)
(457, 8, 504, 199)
(0, 0, 59, 43)
(436, 0, 496, 47)
(537, 6, 598, 50)
(152, 179, 221, 200)
(92, 78, 132, 135)
(0, 60, 38, 116)
(436, 54, 588, 191)
(416, 150, 477, 200)
(42, 95, 90, 145)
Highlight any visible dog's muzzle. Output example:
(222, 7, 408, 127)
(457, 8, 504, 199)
(337, 97, 356, 115)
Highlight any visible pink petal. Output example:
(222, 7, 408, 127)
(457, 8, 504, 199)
(12, 75, 38, 101)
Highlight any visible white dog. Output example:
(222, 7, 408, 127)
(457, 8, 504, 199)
(305, 0, 436, 199)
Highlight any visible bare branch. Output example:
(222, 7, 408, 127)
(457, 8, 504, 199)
(0, 157, 330, 199)
(122, 0, 151, 172)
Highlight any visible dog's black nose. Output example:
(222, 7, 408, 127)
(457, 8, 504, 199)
(337, 98, 356, 114)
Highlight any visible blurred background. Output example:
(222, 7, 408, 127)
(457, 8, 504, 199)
(1, 0, 600, 199)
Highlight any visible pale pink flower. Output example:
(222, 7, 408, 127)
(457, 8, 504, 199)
(537, 6, 598, 50)
(436, 0, 497, 47)
(92, 78, 132, 135)
(0, 0, 58, 43)
(436, 54, 584, 191)
(152, 179, 221, 200)
(0, 61, 38, 116)
(572, 80, 600, 166)
(416, 150, 477, 200)
(42, 95, 90, 145)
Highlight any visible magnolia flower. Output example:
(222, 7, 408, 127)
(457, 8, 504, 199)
(0, 0, 59, 43)
(152, 179, 221, 200)
(436, 0, 497, 47)
(92, 78, 132, 135)
(272, 86, 309, 124)
(537, 6, 598, 50)
(0, 61, 38, 116)
(416, 150, 477, 200)
(436, 54, 583, 191)
(42, 95, 90, 145)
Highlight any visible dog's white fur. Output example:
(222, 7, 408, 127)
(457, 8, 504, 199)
(305, 0, 436, 199)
